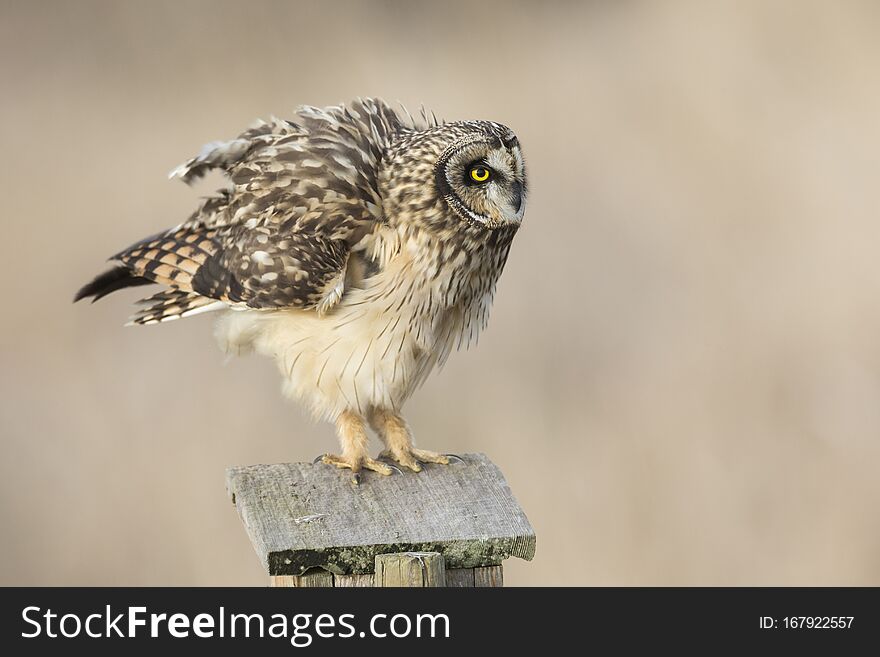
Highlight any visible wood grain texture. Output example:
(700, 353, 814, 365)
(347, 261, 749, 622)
(226, 452, 536, 576)
(333, 573, 375, 587)
(270, 570, 334, 587)
(375, 552, 445, 587)
(474, 565, 503, 587)
(445, 568, 476, 587)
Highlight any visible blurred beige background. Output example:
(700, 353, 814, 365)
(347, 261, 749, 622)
(1, 0, 879, 586)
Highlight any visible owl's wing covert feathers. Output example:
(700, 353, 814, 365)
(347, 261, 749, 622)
(76, 98, 405, 322)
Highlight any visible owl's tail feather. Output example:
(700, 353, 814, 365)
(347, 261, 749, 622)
(74, 266, 152, 303)
(126, 289, 226, 326)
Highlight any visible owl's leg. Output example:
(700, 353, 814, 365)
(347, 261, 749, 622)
(367, 408, 450, 473)
(322, 410, 393, 483)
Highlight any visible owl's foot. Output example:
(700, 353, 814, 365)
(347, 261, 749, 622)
(321, 453, 393, 484)
(324, 410, 395, 484)
(368, 407, 451, 473)
(380, 447, 450, 473)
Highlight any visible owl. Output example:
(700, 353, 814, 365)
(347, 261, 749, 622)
(75, 98, 526, 483)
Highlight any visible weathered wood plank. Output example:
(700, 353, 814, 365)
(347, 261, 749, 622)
(333, 573, 375, 587)
(270, 570, 334, 587)
(474, 565, 503, 587)
(227, 452, 535, 576)
(375, 552, 445, 587)
(445, 568, 476, 587)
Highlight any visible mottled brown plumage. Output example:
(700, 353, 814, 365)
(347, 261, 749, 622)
(76, 98, 526, 482)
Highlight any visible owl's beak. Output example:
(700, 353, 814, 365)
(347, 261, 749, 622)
(501, 181, 525, 225)
(510, 181, 524, 215)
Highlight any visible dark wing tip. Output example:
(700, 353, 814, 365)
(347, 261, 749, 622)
(74, 266, 153, 303)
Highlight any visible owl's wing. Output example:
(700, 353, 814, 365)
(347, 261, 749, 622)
(111, 214, 358, 313)
(79, 99, 405, 318)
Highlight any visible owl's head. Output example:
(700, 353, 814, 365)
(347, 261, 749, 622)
(434, 121, 526, 230)
(381, 119, 527, 234)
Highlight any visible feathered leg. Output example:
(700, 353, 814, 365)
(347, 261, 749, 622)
(368, 408, 449, 473)
(322, 410, 393, 483)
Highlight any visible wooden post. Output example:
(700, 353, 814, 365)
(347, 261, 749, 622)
(226, 452, 536, 587)
(375, 552, 446, 587)
(270, 570, 334, 588)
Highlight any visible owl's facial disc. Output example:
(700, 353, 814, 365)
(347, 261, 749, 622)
(436, 130, 526, 230)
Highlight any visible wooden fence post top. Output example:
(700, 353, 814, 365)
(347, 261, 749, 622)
(226, 452, 536, 577)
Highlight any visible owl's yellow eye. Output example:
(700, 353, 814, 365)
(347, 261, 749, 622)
(469, 165, 491, 183)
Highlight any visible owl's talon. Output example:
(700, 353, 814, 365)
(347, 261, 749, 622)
(320, 453, 393, 477)
(410, 448, 450, 465)
(444, 453, 465, 464)
(379, 447, 450, 471)
(376, 458, 404, 475)
(379, 449, 421, 473)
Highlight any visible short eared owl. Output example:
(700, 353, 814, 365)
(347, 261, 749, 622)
(76, 98, 526, 482)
